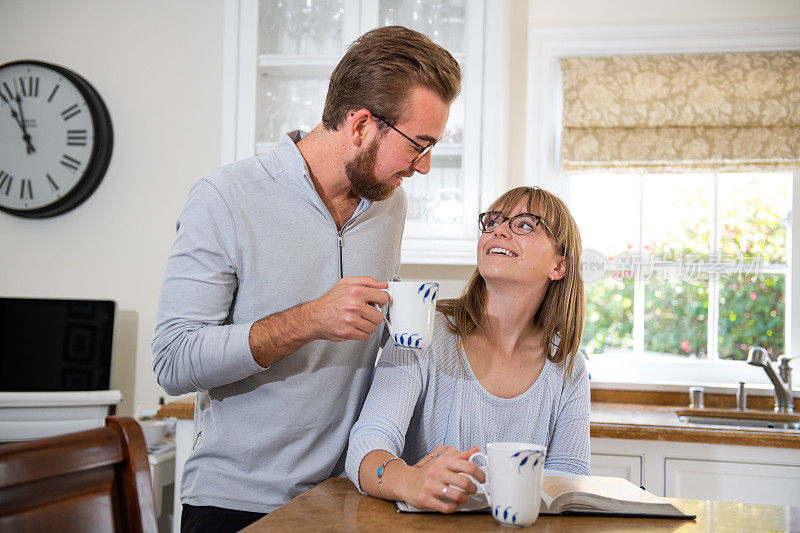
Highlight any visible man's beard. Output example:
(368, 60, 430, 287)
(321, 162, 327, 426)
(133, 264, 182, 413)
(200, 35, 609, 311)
(345, 138, 398, 201)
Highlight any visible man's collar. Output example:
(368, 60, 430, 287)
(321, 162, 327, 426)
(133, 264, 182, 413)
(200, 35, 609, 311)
(266, 130, 374, 214)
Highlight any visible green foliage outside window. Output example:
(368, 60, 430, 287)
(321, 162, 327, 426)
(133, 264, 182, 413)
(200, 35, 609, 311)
(718, 274, 784, 360)
(581, 177, 787, 360)
(644, 278, 708, 356)
(582, 275, 634, 354)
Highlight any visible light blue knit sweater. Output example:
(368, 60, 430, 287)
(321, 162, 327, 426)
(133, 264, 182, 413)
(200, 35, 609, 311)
(346, 312, 591, 491)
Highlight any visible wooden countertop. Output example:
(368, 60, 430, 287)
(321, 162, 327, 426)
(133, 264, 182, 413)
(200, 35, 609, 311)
(590, 402, 800, 448)
(241, 477, 800, 532)
(158, 389, 800, 448)
(156, 399, 194, 419)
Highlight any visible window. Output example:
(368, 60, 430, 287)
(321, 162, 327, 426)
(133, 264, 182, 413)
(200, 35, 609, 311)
(527, 24, 800, 385)
(570, 171, 793, 363)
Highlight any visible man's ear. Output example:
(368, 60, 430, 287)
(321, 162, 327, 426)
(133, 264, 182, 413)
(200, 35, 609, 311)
(347, 109, 371, 148)
(551, 257, 568, 281)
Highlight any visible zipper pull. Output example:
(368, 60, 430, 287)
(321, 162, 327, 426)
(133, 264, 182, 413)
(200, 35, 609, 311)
(338, 235, 344, 279)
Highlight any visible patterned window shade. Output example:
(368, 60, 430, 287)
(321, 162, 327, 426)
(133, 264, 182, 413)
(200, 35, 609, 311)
(560, 51, 800, 173)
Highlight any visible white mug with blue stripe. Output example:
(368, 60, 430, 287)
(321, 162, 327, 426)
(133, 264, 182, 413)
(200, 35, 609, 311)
(380, 281, 439, 350)
(468, 442, 547, 527)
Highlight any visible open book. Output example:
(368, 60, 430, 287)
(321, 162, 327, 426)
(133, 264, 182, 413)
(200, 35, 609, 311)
(396, 474, 694, 519)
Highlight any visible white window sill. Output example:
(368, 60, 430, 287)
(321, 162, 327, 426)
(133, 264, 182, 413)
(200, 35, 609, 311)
(587, 353, 799, 393)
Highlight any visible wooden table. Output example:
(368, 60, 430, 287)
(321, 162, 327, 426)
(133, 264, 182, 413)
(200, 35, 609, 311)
(242, 478, 800, 532)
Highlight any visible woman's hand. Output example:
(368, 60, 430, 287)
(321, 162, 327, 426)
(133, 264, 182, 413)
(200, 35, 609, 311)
(399, 445, 486, 513)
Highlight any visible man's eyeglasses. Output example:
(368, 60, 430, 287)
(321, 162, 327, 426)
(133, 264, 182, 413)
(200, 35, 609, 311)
(478, 211, 556, 239)
(371, 112, 435, 164)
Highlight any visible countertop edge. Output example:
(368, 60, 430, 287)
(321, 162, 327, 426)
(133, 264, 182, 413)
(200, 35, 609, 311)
(157, 398, 800, 449)
(590, 421, 800, 449)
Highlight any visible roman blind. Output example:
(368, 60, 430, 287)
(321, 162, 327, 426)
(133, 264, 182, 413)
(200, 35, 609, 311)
(560, 51, 800, 172)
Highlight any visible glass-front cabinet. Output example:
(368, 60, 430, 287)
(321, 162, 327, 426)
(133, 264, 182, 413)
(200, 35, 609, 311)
(223, 0, 492, 263)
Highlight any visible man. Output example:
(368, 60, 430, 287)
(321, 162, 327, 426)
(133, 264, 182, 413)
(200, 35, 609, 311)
(152, 26, 461, 533)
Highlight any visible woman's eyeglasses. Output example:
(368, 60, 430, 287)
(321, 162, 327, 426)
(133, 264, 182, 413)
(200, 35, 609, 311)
(478, 211, 555, 238)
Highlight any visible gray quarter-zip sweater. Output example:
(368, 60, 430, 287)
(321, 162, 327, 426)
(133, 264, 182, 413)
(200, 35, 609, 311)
(152, 131, 407, 513)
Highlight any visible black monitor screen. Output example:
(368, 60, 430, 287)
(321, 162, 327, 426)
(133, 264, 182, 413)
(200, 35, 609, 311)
(0, 298, 115, 391)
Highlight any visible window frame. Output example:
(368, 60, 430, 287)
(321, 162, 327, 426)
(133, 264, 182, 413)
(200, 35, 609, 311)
(527, 23, 800, 387)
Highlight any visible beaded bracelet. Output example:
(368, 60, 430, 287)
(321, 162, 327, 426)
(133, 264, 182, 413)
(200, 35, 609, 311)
(376, 456, 406, 498)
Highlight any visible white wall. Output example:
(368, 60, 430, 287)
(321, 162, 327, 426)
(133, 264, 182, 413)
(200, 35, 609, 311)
(529, 0, 800, 27)
(3, 1, 799, 413)
(0, 0, 224, 415)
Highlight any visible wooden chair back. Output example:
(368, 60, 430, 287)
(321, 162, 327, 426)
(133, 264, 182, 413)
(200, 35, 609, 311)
(0, 416, 158, 532)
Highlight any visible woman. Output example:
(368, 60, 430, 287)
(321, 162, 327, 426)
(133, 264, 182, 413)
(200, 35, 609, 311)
(345, 186, 589, 513)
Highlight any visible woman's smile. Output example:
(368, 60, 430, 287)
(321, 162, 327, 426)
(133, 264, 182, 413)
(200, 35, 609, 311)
(487, 246, 518, 258)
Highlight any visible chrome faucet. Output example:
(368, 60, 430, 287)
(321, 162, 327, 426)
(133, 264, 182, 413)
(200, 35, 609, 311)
(747, 347, 797, 413)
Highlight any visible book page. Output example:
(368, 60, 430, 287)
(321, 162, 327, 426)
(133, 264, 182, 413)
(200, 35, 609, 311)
(540, 489, 554, 509)
(543, 475, 666, 505)
(540, 469, 579, 507)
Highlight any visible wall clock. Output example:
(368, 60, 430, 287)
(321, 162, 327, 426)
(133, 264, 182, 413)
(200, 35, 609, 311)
(0, 60, 113, 218)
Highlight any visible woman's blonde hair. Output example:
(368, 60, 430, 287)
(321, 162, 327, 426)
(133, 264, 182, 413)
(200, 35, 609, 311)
(437, 187, 585, 377)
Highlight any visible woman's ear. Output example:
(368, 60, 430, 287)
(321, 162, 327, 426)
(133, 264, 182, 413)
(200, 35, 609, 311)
(550, 258, 567, 281)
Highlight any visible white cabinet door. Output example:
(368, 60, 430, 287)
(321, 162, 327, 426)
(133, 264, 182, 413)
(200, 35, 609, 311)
(590, 453, 642, 486)
(225, 0, 499, 264)
(665, 458, 800, 507)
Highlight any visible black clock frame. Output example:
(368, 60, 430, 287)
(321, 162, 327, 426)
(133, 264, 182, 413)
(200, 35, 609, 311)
(0, 60, 113, 218)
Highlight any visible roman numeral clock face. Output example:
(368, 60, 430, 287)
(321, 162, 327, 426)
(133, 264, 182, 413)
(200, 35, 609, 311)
(0, 60, 112, 218)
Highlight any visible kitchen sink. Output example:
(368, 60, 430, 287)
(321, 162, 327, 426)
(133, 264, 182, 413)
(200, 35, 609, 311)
(677, 415, 800, 430)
